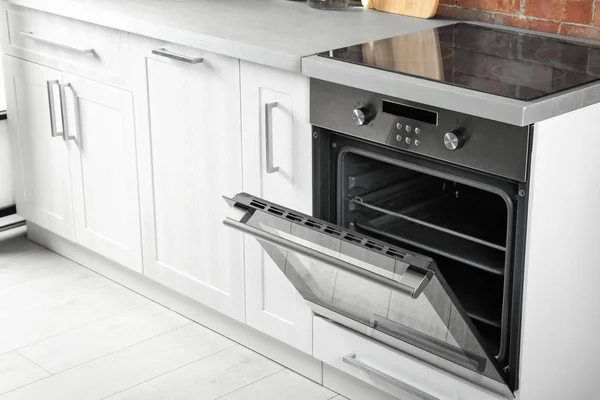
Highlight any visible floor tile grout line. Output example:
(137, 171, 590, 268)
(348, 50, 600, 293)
(0, 300, 151, 359)
(0, 247, 78, 287)
(212, 368, 286, 400)
(0, 263, 76, 294)
(14, 349, 53, 375)
(31, 321, 195, 376)
(97, 342, 239, 400)
(0, 322, 198, 398)
(0, 273, 115, 320)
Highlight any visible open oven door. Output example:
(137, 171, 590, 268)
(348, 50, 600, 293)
(223, 193, 513, 398)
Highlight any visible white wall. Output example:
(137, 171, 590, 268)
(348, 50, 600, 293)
(0, 57, 14, 209)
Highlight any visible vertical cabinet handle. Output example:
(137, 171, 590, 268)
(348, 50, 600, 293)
(59, 83, 79, 143)
(46, 80, 63, 138)
(264, 102, 279, 174)
(342, 353, 440, 400)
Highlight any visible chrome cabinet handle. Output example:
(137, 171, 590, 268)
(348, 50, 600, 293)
(46, 80, 63, 138)
(151, 48, 204, 64)
(21, 32, 94, 55)
(264, 102, 279, 174)
(59, 83, 79, 143)
(343, 353, 440, 400)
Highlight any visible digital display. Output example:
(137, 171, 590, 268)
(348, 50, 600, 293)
(382, 100, 438, 126)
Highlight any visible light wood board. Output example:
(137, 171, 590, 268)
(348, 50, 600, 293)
(362, 0, 439, 19)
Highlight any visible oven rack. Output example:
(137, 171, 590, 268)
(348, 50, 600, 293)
(353, 207, 506, 275)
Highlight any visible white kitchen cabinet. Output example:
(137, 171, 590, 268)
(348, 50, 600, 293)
(62, 73, 142, 272)
(3, 55, 142, 270)
(240, 61, 313, 353)
(132, 37, 245, 321)
(3, 55, 75, 240)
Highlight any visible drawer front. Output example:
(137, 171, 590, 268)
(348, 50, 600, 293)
(313, 317, 505, 400)
(2, 5, 127, 86)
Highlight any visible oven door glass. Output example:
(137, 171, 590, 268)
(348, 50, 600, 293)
(223, 193, 508, 386)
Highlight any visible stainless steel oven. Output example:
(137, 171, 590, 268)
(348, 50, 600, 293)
(224, 79, 530, 398)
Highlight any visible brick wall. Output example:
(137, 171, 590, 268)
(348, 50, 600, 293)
(436, 0, 600, 40)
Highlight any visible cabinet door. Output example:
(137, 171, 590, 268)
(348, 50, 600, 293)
(133, 39, 245, 321)
(3, 55, 75, 240)
(61, 73, 142, 271)
(240, 61, 313, 353)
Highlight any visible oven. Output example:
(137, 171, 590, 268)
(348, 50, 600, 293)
(224, 79, 530, 397)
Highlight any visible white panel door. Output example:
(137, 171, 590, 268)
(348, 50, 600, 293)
(133, 38, 245, 321)
(62, 73, 142, 271)
(3, 55, 74, 240)
(240, 61, 313, 353)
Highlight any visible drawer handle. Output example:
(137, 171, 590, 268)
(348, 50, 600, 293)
(264, 102, 279, 174)
(20, 32, 94, 55)
(152, 48, 204, 64)
(343, 353, 440, 400)
(46, 80, 63, 138)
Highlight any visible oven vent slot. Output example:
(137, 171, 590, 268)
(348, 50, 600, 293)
(250, 200, 267, 210)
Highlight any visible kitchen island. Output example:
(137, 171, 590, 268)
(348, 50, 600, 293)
(2, 1, 600, 400)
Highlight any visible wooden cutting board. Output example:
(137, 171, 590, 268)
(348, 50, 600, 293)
(362, 0, 439, 18)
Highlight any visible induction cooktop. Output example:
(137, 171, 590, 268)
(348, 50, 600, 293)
(318, 23, 600, 101)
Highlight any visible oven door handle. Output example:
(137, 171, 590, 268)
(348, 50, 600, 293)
(223, 205, 432, 299)
(343, 353, 440, 400)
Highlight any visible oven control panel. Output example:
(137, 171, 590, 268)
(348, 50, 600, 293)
(311, 79, 530, 182)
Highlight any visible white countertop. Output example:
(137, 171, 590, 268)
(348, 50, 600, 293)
(8, 0, 600, 125)
(5, 0, 448, 72)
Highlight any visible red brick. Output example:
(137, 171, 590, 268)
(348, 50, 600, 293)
(456, 0, 520, 13)
(559, 23, 600, 39)
(594, 0, 600, 25)
(524, 0, 593, 25)
(439, 0, 456, 5)
(493, 15, 561, 34)
(435, 5, 495, 22)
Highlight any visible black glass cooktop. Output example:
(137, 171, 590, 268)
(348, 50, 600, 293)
(318, 23, 600, 101)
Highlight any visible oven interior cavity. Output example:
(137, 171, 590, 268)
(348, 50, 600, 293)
(339, 151, 512, 362)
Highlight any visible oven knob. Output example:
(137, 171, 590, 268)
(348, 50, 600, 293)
(444, 130, 466, 151)
(352, 106, 375, 126)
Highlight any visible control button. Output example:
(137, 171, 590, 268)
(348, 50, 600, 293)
(414, 139, 421, 147)
(405, 125, 412, 133)
(396, 123, 402, 130)
(396, 134, 402, 142)
(414, 127, 421, 134)
(405, 137, 411, 145)
(352, 106, 375, 126)
(444, 129, 466, 151)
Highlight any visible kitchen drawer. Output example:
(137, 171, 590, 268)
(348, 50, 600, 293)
(313, 317, 506, 400)
(1, 5, 129, 87)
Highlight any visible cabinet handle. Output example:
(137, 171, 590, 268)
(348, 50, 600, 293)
(264, 102, 279, 174)
(342, 353, 440, 400)
(59, 83, 79, 143)
(21, 32, 94, 55)
(46, 80, 63, 138)
(151, 48, 204, 64)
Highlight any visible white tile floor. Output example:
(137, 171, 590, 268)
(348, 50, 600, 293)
(0, 231, 346, 400)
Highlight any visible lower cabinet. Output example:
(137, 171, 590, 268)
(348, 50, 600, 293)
(132, 37, 246, 322)
(239, 61, 314, 353)
(63, 73, 142, 271)
(4, 55, 142, 271)
(314, 317, 503, 400)
(4, 55, 75, 240)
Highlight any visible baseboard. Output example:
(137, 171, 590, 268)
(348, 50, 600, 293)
(26, 222, 323, 384)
